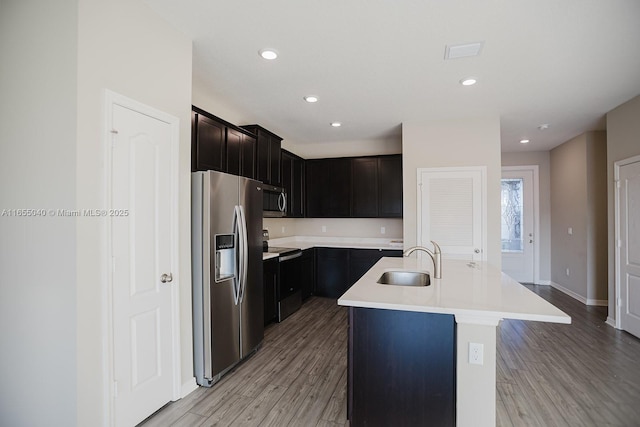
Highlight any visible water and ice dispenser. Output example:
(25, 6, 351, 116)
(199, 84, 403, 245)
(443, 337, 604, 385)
(214, 234, 236, 282)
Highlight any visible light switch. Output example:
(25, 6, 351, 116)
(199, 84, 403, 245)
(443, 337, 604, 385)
(568, 227, 573, 235)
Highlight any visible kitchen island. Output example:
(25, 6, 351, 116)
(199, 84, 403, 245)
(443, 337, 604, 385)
(338, 256, 571, 427)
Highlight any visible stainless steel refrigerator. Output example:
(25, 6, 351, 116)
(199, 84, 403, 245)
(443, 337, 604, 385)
(191, 170, 264, 387)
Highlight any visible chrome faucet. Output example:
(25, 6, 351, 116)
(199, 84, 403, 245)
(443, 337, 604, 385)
(403, 241, 442, 279)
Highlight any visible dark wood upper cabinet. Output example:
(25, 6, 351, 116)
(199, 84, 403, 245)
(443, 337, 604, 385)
(269, 134, 282, 185)
(378, 155, 403, 217)
(281, 150, 305, 218)
(226, 127, 242, 176)
(191, 107, 402, 217)
(351, 157, 378, 217)
(191, 107, 258, 179)
(291, 155, 305, 217)
(240, 133, 256, 179)
(306, 158, 351, 217)
(306, 154, 402, 218)
(193, 113, 225, 172)
(241, 125, 282, 186)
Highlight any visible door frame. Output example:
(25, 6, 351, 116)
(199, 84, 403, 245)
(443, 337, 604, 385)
(501, 165, 540, 284)
(102, 89, 182, 425)
(614, 154, 640, 330)
(416, 166, 487, 261)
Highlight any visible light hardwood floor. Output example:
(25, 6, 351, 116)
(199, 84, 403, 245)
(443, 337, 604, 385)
(497, 285, 640, 427)
(141, 287, 640, 427)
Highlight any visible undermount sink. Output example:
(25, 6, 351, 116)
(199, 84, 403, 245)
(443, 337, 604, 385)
(377, 270, 431, 287)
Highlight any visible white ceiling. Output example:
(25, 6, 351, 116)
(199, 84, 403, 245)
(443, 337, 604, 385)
(146, 0, 640, 152)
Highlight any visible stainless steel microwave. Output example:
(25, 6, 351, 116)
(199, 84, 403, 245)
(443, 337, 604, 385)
(262, 184, 287, 217)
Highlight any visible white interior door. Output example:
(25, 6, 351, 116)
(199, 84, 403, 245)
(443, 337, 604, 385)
(501, 168, 536, 283)
(109, 94, 179, 426)
(618, 159, 640, 339)
(417, 167, 485, 261)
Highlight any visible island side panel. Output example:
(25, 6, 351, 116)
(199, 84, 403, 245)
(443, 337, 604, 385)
(349, 307, 456, 427)
(455, 321, 498, 427)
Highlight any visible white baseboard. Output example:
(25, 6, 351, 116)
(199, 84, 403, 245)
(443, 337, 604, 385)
(181, 378, 198, 398)
(606, 316, 618, 329)
(549, 282, 587, 304)
(537, 280, 552, 286)
(549, 282, 607, 306)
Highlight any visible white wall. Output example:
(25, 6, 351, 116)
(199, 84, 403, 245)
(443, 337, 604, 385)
(606, 95, 640, 322)
(501, 151, 552, 283)
(0, 1, 78, 426)
(76, 0, 193, 424)
(402, 118, 502, 267)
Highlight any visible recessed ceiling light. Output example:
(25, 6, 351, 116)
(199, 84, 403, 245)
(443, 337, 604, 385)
(520, 139, 530, 144)
(303, 96, 318, 103)
(460, 78, 477, 86)
(330, 122, 342, 127)
(259, 49, 278, 60)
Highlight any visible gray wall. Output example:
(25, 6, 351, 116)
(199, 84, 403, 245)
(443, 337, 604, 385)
(0, 1, 78, 425)
(550, 132, 607, 303)
(586, 132, 608, 302)
(501, 151, 552, 283)
(606, 95, 640, 322)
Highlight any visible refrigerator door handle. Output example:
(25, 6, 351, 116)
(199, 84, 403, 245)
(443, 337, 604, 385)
(233, 205, 242, 306)
(202, 177, 212, 381)
(238, 205, 249, 303)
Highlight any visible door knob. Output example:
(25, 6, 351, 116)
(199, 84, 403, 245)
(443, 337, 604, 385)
(160, 273, 173, 283)
(474, 249, 480, 254)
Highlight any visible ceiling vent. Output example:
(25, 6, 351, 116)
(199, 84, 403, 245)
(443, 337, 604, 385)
(444, 42, 483, 60)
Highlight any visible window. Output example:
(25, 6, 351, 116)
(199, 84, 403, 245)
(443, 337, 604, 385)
(501, 178, 523, 252)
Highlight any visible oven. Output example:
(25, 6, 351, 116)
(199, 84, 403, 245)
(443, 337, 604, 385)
(266, 246, 303, 321)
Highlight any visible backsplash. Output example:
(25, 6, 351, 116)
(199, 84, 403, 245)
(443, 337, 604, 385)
(263, 217, 403, 239)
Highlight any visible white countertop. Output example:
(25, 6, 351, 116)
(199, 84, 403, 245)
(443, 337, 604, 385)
(338, 257, 571, 325)
(262, 252, 279, 261)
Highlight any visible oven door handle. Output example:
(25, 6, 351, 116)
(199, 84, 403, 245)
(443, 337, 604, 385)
(279, 251, 302, 262)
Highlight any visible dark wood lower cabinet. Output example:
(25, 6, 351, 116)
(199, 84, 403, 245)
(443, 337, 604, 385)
(263, 258, 279, 326)
(348, 307, 456, 427)
(348, 249, 402, 285)
(300, 248, 315, 300)
(315, 248, 350, 298)
(315, 248, 402, 298)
